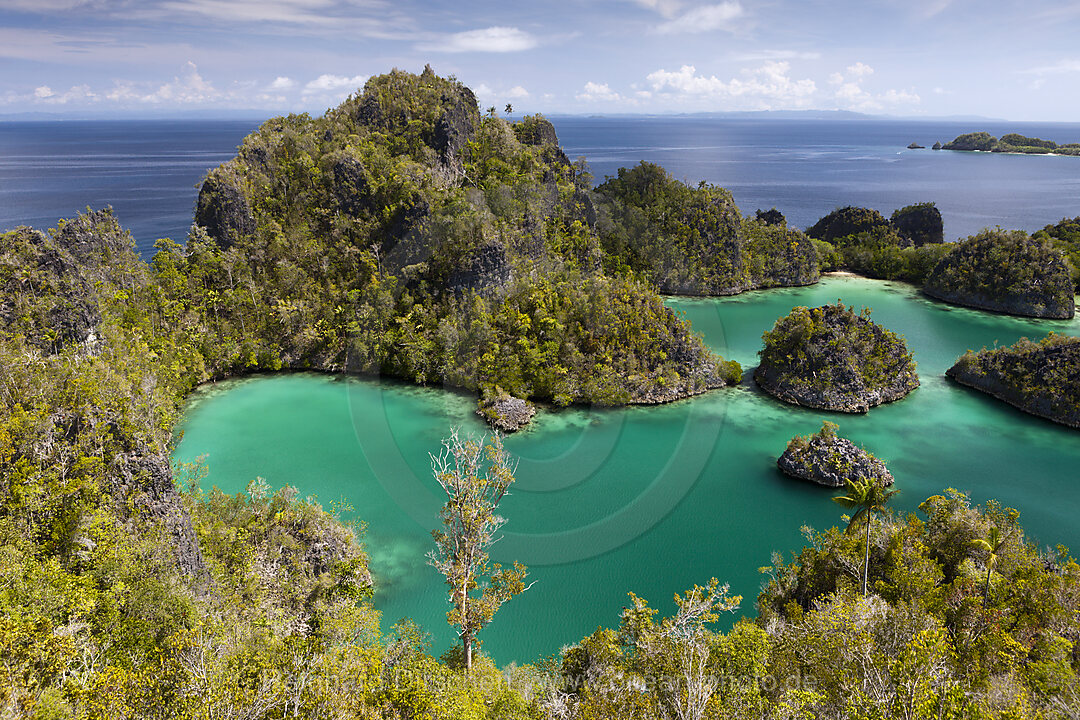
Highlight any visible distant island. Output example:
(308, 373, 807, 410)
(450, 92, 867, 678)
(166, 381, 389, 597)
(937, 131, 1080, 156)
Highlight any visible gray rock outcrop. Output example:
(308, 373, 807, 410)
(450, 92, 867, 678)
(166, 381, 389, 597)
(195, 171, 256, 249)
(778, 425, 894, 487)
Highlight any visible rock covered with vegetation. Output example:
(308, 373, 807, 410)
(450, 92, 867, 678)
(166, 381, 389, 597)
(947, 333, 1080, 428)
(1033, 215, 1080, 291)
(594, 161, 820, 295)
(890, 201, 943, 246)
(923, 228, 1075, 318)
(182, 68, 738, 427)
(778, 420, 894, 487)
(755, 302, 919, 412)
(815, 225, 952, 283)
(806, 205, 890, 243)
(476, 392, 536, 432)
(942, 131, 998, 151)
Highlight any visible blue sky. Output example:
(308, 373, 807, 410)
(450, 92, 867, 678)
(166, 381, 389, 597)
(2, 0, 1079, 120)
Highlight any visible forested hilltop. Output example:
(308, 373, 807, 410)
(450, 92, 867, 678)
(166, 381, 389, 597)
(180, 66, 799, 421)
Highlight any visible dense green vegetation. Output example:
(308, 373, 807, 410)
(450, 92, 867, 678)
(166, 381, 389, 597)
(555, 491, 1080, 719)
(807, 203, 950, 283)
(806, 206, 890, 243)
(923, 229, 1075, 319)
(755, 302, 920, 412)
(948, 333, 1080, 428)
(182, 67, 736, 412)
(593, 162, 819, 295)
(891, 202, 944, 246)
(1033, 216, 1080, 291)
(942, 131, 1080, 156)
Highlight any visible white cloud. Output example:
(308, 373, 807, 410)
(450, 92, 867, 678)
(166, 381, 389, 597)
(151, 0, 373, 26)
(32, 84, 97, 104)
(1020, 58, 1080, 76)
(100, 62, 217, 104)
(303, 73, 367, 94)
(577, 81, 623, 102)
(629, 0, 684, 19)
(141, 61, 217, 103)
(823, 61, 917, 112)
(846, 62, 874, 78)
(418, 26, 538, 53)
(506, 85, 529, 99)
(646, 63, 817, 108)
(269, 76, 295, 90)
(657, 2, 743, 34)
(881, 88, 920, 104)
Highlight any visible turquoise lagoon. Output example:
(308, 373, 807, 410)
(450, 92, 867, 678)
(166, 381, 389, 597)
(173, 276, 1080, 663)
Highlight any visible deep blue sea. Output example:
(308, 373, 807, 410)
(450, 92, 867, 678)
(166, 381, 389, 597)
(2, 116, 1080, 255)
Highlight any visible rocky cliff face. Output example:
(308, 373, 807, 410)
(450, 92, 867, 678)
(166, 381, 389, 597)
(778, 426, 894, 487)
(946, 334, 1080, 429)
(0, 209, 207, 578)
(194, 171, 256, 249)
(755, 303, 919, 412)
(107, 444, 206, 578)
(923, 229, 1075, 319)
(448, 241, 512, 294)
(0, 226, 101, 352)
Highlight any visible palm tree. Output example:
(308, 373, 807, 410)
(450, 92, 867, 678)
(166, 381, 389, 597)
(833, 477, 899, 596)
(970, 527, 1008, 605)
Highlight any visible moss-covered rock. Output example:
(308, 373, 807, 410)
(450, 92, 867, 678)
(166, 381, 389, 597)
(806, 206, 890, 243)
(946, 334, 1080, 428)
(923, 229, 1075, 319)
(595, 162, 819, 295)
(0, 226, 101, 352)
(194, 169, 255, 248)
(755, 302, 919, 412)
(778, 421, 893, 487)
(891, 202, 943, 246)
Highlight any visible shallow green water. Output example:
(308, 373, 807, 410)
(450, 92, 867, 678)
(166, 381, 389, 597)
(173, 276, 1080, 663)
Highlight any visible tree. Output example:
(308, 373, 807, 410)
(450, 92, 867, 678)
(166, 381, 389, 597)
(969, 526, 1009, 604)
(427, 429, 530, 671)
(833, 477, 899, 595)
(504, 103, 513, 115)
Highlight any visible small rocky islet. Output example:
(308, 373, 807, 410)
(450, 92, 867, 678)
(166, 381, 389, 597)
(754, 302, 920, 413)
(777, 421, 894, 487)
